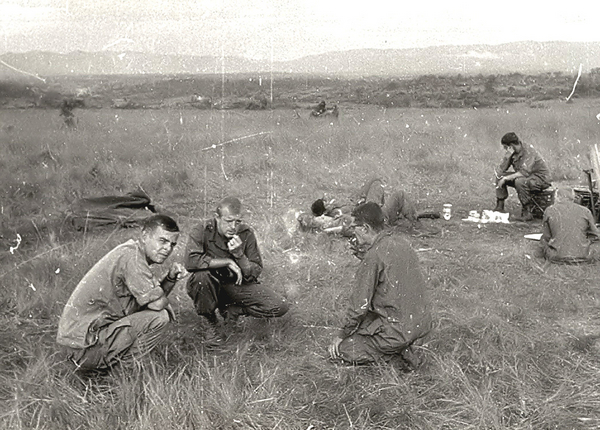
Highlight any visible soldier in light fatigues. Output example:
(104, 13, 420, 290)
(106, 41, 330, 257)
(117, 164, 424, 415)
(57, 215, 187, 372)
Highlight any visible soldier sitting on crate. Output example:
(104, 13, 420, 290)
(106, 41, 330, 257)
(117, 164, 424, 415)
(493, 132, 552, 221)
(535, 186, 600, 264)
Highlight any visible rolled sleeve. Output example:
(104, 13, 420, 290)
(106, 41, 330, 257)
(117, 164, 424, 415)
(498, 153, 513, 174)
(123, 253, 164, 307)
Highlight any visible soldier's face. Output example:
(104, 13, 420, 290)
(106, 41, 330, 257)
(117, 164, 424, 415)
(142, 226, 179, 265)
(216, 207, 242, 238)
(350, 225, 375, 260)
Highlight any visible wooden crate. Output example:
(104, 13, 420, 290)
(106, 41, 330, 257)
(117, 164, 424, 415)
(531, 188, 555, 218)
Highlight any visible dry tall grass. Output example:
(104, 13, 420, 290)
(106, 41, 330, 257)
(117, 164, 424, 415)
(2, 99, 600, 429)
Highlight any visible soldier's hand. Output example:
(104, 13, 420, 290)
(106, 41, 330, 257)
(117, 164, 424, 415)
(168, 262, 189, 281)
(328, 336, 344, 359)
(228, 260, 243, 285)
(227, 235, 244, 258)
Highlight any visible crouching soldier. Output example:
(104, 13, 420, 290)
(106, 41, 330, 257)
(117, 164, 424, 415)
(57, 215, 186, 372)
(185, 197, 289, 337)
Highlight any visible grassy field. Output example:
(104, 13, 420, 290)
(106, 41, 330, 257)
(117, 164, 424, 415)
(2, 99, 600, 429)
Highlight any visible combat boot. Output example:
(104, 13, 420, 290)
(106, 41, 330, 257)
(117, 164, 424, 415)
(200, 312, 224, 348)
(514, 205, 534, 222)
(493, 198, 505, 213)
(222, 305, 245, 328)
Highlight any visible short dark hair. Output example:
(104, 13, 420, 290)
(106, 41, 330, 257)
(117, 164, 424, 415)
(501, 132, 520, 146)
(216, 196, 242, 216)
(555, 186, 574, 201)
(352, 202, 385, 232)
(311, 199, 326, 216)
(142, 214, 179, 233)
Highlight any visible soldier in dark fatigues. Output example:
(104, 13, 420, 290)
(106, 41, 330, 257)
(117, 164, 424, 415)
(59, 98, 77, 129)
(494, 132, 552, 221)
(536, 186, 600, 264)
(329, 202, 432, 368)
(185, 197, 289, 332)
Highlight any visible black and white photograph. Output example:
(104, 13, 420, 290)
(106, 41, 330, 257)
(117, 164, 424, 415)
(2, 1, 600, 428)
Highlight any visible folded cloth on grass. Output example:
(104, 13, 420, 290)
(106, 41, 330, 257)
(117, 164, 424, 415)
(66, 190, 157, 230)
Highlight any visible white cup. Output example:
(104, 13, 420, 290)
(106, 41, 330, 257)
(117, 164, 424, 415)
(443, 203, 452, 220)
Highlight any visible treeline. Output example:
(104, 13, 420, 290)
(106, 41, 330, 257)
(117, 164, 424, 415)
(2, 70, 600, 110)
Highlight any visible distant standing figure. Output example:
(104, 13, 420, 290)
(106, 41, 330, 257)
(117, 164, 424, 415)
(57, 215, 187, 372)
(59, 99, 76, 129)
(328, 202, 433, 368)
(536, 186, 600, 263)
(185, 197, 289, 333)
(493, 132, 551, 221)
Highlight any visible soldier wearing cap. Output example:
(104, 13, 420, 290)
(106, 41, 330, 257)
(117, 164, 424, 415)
(494, 132, 552, 221)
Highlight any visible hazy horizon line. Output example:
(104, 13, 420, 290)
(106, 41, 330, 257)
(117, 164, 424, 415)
(2, 39, 600, 62)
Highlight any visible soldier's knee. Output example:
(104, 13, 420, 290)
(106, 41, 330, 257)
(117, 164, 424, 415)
(148, 309, 170, 330)
(514, 177, 528, 190)
(276, 299, 290, 317)
(186, 271, 208, 293)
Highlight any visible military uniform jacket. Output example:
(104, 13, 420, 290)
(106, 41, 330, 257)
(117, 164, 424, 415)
(57, 239, 166, 349)
(541, 201, 600, 261)
(498, 143, 551, 185)
(185, 218, 263, 283)
(340, 232, 432, 341)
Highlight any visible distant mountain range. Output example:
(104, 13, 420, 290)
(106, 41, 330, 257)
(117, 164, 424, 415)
(1, 41, 599, 78)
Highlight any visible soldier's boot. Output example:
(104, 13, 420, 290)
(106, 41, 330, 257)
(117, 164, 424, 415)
(200, 312, 224, 348)
(493, 198, 505, 213)
(514, 204, 534, 222)
(399, 344, 425, 372)
(222, 305, 245, 329)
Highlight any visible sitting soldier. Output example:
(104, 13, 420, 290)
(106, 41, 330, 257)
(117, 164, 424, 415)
(57, 215, 186, 372)
(536, 186, 600, 264)
(185, 197, 289, 340)
(493, 132, 552, 221)
(328, 202, 433, 368)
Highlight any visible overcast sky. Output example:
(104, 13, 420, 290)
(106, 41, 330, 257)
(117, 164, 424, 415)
(2, 0, 600, 61)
